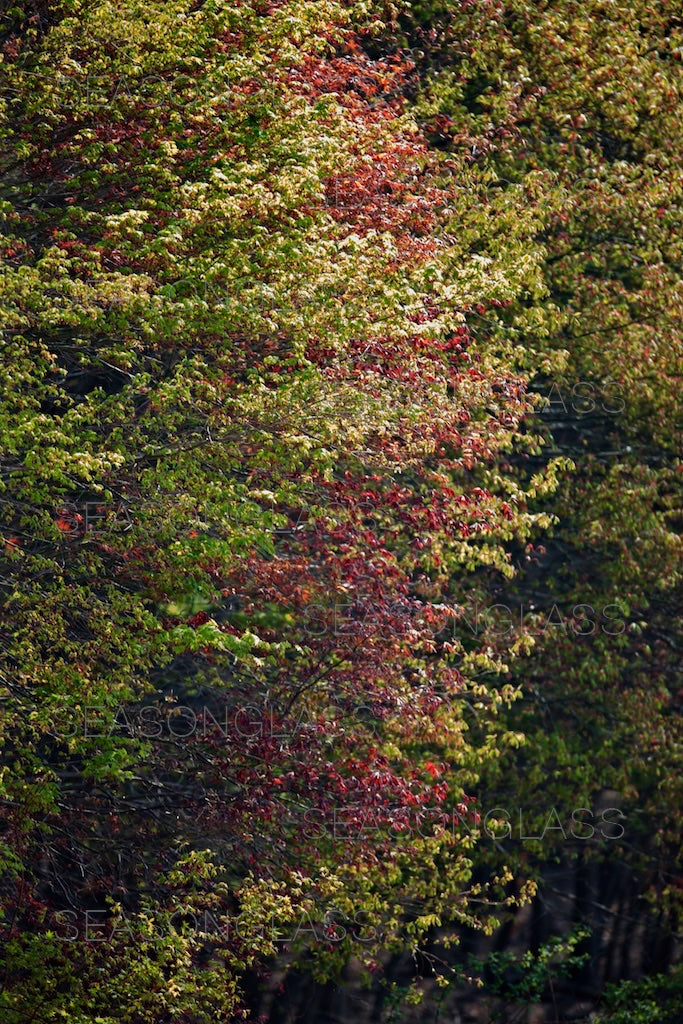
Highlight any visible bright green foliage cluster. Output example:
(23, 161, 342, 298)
(591, 963, 683, 1023)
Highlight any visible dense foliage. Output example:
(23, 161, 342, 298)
(0, 0, 680, 1021)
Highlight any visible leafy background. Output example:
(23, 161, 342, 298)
(0, 1, 680, 1021)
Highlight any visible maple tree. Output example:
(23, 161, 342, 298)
(0, 1, 560, 1019)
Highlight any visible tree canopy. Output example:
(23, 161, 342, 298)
(0, 1, 681, 1021)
